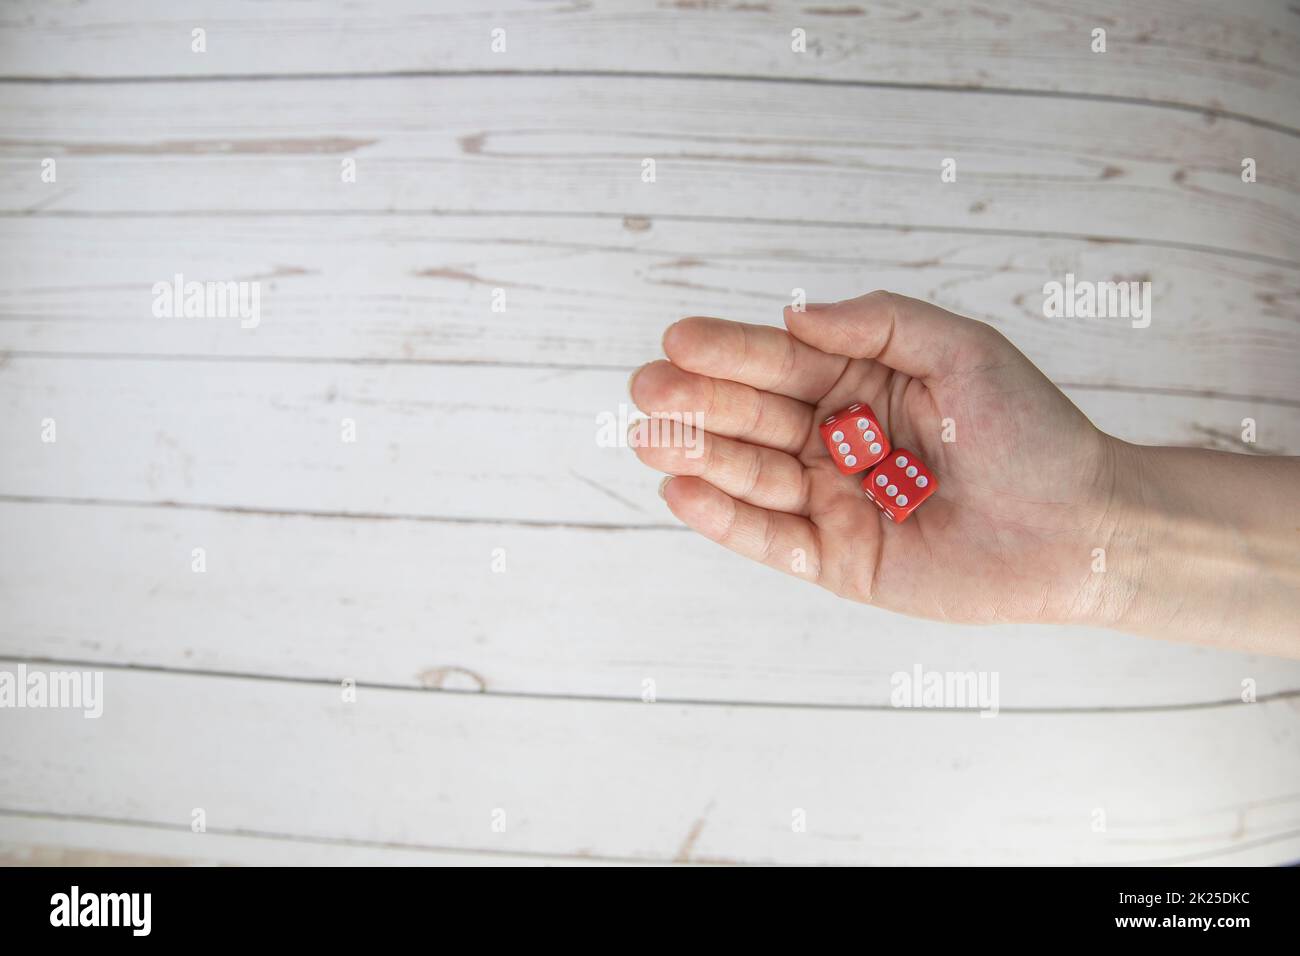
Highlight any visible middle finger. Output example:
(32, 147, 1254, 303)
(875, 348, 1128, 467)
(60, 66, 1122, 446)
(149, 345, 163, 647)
(631, 360, 813, 456)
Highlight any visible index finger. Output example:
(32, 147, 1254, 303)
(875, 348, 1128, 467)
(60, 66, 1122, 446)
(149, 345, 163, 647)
(662, 316, 849, 404)
(783, 291, 997, 385)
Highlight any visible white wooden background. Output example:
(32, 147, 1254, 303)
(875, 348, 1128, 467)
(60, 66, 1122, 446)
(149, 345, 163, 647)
(1, 1, 1299, 866)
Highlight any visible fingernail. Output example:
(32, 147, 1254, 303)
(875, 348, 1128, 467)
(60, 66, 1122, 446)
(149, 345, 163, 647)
(661, 320, 680, 355)
(657, 476, 673, 499)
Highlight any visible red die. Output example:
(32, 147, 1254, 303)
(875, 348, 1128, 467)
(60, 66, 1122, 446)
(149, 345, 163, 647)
(861, 450, 937, 523)
(818, 402, 890, 475)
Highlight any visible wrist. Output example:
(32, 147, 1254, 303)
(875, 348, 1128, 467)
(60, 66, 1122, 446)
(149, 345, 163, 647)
(1057, 435, 1151, 631)
(1089, 437, 1159, 633)
(1089, 439, 1300, 653)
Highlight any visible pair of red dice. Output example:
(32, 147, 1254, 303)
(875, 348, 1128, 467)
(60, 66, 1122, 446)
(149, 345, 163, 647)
(817, 402, 936, 523)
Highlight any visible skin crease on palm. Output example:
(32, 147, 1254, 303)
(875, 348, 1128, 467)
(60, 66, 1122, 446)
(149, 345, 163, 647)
(628, 291, 1123, 627)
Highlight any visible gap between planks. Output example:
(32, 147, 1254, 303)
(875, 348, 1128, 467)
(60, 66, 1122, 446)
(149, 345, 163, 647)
(0, 493, 681, 533)
(6, 654, 1296, 717)
(0, 69, 1294, 140)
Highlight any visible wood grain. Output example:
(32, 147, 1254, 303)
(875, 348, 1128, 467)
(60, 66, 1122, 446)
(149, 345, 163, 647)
(3, 501, 1298, 709)
(2, 76, 1295, 260)
(2, 664, 1298, 865)
(1, 215, 1297, 404)
(0, 0, 1296, 128)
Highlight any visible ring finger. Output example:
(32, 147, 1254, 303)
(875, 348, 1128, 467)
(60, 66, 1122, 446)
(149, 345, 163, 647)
(630, 423, 811, 515)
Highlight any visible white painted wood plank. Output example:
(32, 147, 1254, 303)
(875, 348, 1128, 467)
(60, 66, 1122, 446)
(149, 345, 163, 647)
(2, 664, 1297, 864)
(3, 501, 1298, 709)
(0, 360, 1293, 528)
(0, 814, 616, 866)
(3, 810, 1290, 867)
(1, 216, 1296, 404)
(1, 77, 1294, 260)
(0, 0, 1295, 126)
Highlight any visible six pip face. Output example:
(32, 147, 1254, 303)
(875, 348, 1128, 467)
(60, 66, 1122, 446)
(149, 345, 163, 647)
(818, 402, 890, 475)
(862, 450, 937, 523)
(818, 402, 937, 522)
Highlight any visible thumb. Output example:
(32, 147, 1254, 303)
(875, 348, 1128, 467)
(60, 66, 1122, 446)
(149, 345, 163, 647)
(783, 291, 994, 383)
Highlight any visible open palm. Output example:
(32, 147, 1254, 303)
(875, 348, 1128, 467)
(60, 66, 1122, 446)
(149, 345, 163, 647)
(630, 292, 1122, 626)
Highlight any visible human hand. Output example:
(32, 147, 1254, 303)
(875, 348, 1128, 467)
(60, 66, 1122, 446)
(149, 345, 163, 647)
(629, 291, 1124, 626)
